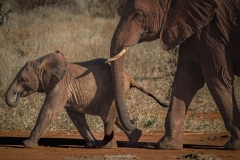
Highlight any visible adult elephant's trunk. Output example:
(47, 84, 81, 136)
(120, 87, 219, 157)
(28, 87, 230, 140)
(108, 11, 140, 131)
(5, 83, 20, 107)
(109, 48, 136, 131)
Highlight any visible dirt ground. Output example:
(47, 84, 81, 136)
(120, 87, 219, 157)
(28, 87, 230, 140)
(1, 130, 240, 160)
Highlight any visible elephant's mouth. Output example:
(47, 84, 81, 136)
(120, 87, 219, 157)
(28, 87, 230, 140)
(20, 90, 28, 97)
(37, 83, 44, 93)
(19, 84, 44, 97)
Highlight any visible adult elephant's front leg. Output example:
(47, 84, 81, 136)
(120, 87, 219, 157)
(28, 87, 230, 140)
(156, 53, 205, 149)
(23, 93, 67, 148)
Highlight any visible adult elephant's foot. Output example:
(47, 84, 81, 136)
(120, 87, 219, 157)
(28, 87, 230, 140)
(155, 136, 183, 150)
(128, 129, 142, 146)
(85, 140, 98, 148)
(23, 139, 38, 148)
(223, 139, 240, 150)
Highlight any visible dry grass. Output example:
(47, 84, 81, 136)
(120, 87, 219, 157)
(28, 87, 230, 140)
(0, 6, 240, 133)
(0, 0, 126, 18)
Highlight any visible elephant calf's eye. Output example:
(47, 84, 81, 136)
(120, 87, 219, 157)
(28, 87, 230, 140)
(20, 78, 28, 83)
(135, 12, 144, 22)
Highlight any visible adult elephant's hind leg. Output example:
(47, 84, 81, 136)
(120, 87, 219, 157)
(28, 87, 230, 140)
(156, 54, 205, 150)
(202, 58, 240, 150)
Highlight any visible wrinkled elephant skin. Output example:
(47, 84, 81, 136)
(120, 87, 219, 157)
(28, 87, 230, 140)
(109, 0, 240, 150)
(5, 51, 167, 148)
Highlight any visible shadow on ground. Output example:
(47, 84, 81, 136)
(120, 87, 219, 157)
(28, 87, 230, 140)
(0, 136, 223, 150)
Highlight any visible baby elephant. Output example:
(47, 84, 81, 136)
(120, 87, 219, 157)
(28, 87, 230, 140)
(5, 51, 167, 148)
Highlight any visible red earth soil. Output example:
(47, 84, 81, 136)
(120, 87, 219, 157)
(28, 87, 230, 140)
(0, 112, 239, 159)
(1, 129, 240, 160)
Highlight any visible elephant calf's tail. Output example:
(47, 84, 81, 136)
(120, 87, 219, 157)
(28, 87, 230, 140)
(128, 74, 169, 108)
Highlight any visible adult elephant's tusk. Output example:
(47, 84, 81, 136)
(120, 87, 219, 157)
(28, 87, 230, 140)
(106, 47, 129, 63)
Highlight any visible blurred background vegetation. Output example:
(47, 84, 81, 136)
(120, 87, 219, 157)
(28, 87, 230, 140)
(0, 0, 239, 134)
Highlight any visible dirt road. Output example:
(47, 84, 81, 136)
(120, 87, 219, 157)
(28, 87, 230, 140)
(1, 130, 240, 160)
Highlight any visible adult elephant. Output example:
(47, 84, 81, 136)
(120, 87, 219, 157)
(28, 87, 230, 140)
(107, 0, 240, 150)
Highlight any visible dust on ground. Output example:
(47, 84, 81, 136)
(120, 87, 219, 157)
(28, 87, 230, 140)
(1, 130, 240, 160)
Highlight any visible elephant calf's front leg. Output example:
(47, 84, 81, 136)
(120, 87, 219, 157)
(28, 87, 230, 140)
(23, 108, 60, 148)
(23, 94, 66, 148)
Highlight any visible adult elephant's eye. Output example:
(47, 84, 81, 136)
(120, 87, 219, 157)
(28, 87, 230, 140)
(20, 78, 28, 83)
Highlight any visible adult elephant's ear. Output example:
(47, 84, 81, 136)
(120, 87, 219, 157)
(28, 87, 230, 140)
(160, 0, 217, 51)
(37, 51, 67, 93)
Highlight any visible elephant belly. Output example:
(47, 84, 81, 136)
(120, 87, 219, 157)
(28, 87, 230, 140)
(66, 74, 99, 114)
(67, 88, 97, 113)
(66, 88, 113, 117)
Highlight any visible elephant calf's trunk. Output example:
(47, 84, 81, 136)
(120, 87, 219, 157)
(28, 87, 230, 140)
(5, 88, 20, 107)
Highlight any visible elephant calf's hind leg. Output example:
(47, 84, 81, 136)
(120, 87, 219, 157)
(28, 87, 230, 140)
(66, 110, 98, 148)
(100, 108, 118, 148)
(99, 130, 117, 149)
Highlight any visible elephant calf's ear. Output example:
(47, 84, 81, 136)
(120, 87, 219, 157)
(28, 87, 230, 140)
(160, 0, 217, 51)
(55, 50, 64, 56)
(38, 53, 67, 93)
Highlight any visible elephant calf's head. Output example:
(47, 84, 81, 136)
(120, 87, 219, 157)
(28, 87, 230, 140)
(5, 51, 67, 107)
